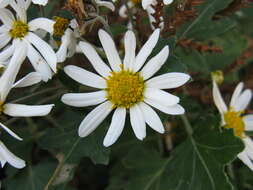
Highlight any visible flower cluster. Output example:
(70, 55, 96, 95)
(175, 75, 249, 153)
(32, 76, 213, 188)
(0, 0, 253, 184)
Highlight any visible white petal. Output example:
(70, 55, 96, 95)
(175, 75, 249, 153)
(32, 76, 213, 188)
(79, 41, 111, 78)
(146, 72, 190, 89)
(0, 141, 25, 169)
(28, 18, 54, 33)
(130, 104, 146, 140)
(56, 29, 72, 63)
(0, 122, 22, 141)
(244, 115, 253, 131)
(0, 0, 10, 8)
(134, 29, 160, 71)
(25, 32, 57, 72)
(212, 81, 227, 114)
(61, 91, 107, 107)
(78, 101, 113, 137)
(139, 102, 164, 133)
(142, 0, 154, 9)
(0, 8, 14, 28)
(103, 107, 126, 147)
(238, 150, 253, 171)
(119, 5, 127, 18)
(0, 44, 14, 62)
(27, 43, 52, 82)
(32, 0, 48, 6)
(123, 30, 136, 70)
(234, 89, 252, 112)
(64, 65, 106, 89)
(163, 0, 173, 5)
(0, 33, 11, 49)
(95, 0, 115, 11)
(230, 82, 244, 108)
(140, 46, 169, 80)
(13, 72, 42, 88)
(4, 103, 54, 117)
(145, 98, 185, 115)
(0, 41, 27, 102)
(144, 88, 179, 106)
(98, 29, 122, 72)
(244, 137, 253, 160)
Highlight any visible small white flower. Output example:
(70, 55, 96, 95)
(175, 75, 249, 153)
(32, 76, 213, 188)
(0, 1, 57, 82)
(213, 81, 253, 171)
(62, 29, 190, 147)
(53, 18, 80, 63)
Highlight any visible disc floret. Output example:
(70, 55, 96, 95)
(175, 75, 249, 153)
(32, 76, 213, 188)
(224, 107, 245, 138)
(106, 70, 145, 108)
(9, 20, 29, 39)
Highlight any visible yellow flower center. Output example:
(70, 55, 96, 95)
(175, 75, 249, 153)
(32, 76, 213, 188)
(106, 70, 145, 108)
(0, 101, 4, 114)
(131, 0, 141, 4)
(224, 107, 245, 138)
(9, 20, 29, 39)
(53, 16, 69, 37)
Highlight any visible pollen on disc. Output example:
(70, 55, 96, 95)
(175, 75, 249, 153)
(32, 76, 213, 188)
(106, 70, 145, 108)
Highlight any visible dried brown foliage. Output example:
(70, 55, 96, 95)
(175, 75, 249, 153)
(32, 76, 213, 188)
(163, 0, 204, 35)
(150, 0, 164, 29)
(177, 38, 223, 53)
(213, 0, 251, 19)
(224, 38, 253, 73)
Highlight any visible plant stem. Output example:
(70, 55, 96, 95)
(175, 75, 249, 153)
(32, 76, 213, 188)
(44, 138, 81, 190)
(180, 114, 193, 136)
(11, 87, 63, 103)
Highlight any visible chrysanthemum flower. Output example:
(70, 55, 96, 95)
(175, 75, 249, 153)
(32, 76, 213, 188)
(0, 42, 54, 143)
(62, 29, 190, 147)
(213, 81, 253, 171)
(0, 123, 25, 169)
(0, 1, 57, 81)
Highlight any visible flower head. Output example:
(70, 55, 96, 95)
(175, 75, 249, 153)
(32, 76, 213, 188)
(0, 1, 57, 81)
(62, 29, 190, 147)
(213, 81, 253, 171)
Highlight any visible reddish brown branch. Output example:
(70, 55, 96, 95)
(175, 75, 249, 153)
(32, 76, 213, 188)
(163, 0, 204, 35)
(223, 38, 253, 73)
(213, 0, 251, 19)
(177, 38, 223, 53)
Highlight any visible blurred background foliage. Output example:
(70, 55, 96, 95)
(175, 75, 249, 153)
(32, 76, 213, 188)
(1, 0, 253, 189)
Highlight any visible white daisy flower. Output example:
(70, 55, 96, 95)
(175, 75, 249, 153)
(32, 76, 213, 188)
(213, 81, 253, 171)
(61, 29, 190, 147)
(0, 2, 57, 82)
(0, 123, 25, 169)
(0, 42, 54, 137)
(142, 0, 173, 10)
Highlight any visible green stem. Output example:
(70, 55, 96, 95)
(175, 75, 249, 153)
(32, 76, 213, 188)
(180, 114, 193, 136)
(11, 87, 63, 103)
(44, 138, 81, 190)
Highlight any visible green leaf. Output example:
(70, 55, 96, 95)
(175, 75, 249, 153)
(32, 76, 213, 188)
(177, 0, 235, 40)
(107, 124, 244, 190)
(38, 110, 110, 165)
(3, 160, 57, 190)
